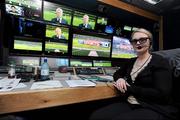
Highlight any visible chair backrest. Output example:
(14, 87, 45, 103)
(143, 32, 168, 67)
(153, 48, 180, 108)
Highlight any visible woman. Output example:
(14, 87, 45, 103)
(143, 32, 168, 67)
(89, 28, 178, 120)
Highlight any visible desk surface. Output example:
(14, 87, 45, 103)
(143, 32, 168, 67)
(0, 81, 117, 114)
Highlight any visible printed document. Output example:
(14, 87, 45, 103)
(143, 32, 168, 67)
(31, 80, 63, 90)
(66, 80, 96, 87)
(0, 77, 21, 92)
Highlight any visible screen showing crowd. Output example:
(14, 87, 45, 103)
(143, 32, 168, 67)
(72, 34, 111, 58)
(111, 36, 136, 58)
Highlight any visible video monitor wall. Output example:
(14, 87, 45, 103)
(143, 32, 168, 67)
(5, 0, 42, 19)
(4, 0, 145, 63)
(72, 11, 96, 30)
(72, 33, 112, 58)
(111, 36, 136, 58)
(45, 24, 69, 54)
(43, 1, 72, 25)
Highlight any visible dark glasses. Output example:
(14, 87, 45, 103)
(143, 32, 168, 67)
(130, 37, 150, 44)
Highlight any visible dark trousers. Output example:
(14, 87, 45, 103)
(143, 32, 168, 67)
(89, 102, 170, 120)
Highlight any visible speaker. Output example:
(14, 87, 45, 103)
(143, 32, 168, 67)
(97, 4, 109, 13)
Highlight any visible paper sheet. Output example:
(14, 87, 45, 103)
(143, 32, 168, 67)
(0, 77, 21, 92)
(30, 80, 63, 90)
(15, 83, 27, 89)
(66, 80, 96, 87)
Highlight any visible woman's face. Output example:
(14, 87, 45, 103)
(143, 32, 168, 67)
(131, 32, 151, 55)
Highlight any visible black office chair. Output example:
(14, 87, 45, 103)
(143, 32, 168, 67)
(153, 48, 180, 119)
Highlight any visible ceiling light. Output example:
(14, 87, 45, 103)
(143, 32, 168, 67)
(144, 0, 163, 5)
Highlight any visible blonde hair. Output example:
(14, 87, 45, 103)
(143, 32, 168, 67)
(131, 28, 153, 41)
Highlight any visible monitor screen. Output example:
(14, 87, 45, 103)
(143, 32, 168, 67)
(8, 56, 40, 66)
(70, 59, 92, 67)
(6, 4, 24, 16)
(5, 0, 42, 19)
(45, 24, 69, 40)
(132, 27, 139, 31)
(72, 11, 96, 30)
(14, 17, 45, 38)
(41, 57, 69, 70)
(97, 17, 107, 25)
(93, 60, 111, 67)
(114, 26, 123, 36)
(123, 25, 132, 31)
(105, 25, 114, 34)
(13, 37, 42, 51)
(111, 36, 136, 58)
(43, 1, 72, 25)
(95, 17, 108, 33)
(45, 24, 69, 54)
(72, 34, 111, 58)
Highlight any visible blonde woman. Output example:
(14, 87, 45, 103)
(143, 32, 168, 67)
(89, 28, 178, 120)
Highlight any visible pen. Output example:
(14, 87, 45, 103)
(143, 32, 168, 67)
(89, 80, 97, 84)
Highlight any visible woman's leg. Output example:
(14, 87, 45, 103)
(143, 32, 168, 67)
(89, 102, 133, 120)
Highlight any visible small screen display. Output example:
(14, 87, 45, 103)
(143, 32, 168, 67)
(112, 36, 136, 58)
(43, 1, 72, 25)
(5, 0, 42, 19)
(73, 11, 96, 30)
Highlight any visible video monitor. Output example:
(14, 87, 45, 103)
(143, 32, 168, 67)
(43, 1, 72, 25)
(70, 59, 92, 67)
(14, 17, 45, 38)
(105, 25, 114, 34)
(93, 60, 111, 67)
(97, 17, 107, 25)
(72, 34, 112, 58)
(132, 27, 139, 31)
(114, 26, 123, 36)
(72, 11, 96, 30)
(111, 36, 136, 58)
(95, 17, 108, 33)
(45, 24, 69, 54)
(45, 24, 69, 40)
(6, 4, 24, 16)
(41, 57, 69, 70)
(8, 56, 40, 66)
(13, 37, 42, 52)
(123, 25, 132, 31)
(5, 0, 42, 19)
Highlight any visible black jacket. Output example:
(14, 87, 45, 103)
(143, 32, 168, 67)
(113, 53, 178, 119)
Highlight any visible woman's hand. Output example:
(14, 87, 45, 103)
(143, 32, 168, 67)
(113, 78, 130, 93)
